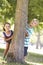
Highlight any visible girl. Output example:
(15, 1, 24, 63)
(3, 22, 13, 58)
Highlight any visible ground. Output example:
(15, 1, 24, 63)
(0, 31, 43, 65)
(0, 40, 43, 65)
(0, 49, 43, 65)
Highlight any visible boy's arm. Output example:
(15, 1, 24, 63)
(25, 31, 29, 37)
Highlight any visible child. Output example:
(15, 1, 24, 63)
(24, 19, 39, 58)
(3, 22, 13, 58)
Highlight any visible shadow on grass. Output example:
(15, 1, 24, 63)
(26, 53, 43, 64)
(0, 49, 31, 65)
(1, 48, 43, 65)
(0, 60, 30, 65)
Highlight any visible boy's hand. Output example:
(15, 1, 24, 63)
(25, 32, 29, 37)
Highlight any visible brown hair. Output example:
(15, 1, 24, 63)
(3, 22, 10, 31)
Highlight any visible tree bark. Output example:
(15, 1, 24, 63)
(7, 0, 28, 63)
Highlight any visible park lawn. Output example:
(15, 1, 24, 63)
(0, 49, 43, 65)
(26, 53, 43, 65)
(0, 49, 32, 65)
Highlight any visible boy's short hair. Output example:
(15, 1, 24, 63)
(27, 18, 39, 24)
(31, 18, 39, 23)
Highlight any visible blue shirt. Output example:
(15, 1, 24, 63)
(24, 26, 33, 47)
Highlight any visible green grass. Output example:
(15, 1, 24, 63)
(0, 62, 30, 65)
(26, 53, 43, 65)
(0, 49, 31, 65)
(0, 49, 4, 52)
(0, 48, 43, 65)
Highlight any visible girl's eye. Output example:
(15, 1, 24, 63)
(8, 26, 10, 27)
(6, 26, 10, 27)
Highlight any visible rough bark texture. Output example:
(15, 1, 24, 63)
(7, 0, 28, 63)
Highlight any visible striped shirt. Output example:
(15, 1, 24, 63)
(24, 26, 33, 47)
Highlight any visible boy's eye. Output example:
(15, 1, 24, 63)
(34, 22, 37, 24)
(31, 22, 33, 24)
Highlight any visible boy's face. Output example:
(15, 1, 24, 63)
(30, 20, 38, 27)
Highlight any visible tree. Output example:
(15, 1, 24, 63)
(7, 0, 28, 63)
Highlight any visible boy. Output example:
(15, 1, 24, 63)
(24, 19, 39, 59)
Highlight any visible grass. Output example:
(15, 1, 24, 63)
(26, 53, 43, 62)
(26, 53, 43, 65)
(0, 49, 31, 65)
(0, 49, 43, 65)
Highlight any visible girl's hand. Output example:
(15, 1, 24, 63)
(4, 35, 13, 41)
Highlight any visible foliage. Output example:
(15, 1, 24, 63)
(28, 0, 43, 22)
(0, 0, 43, 25)
(0, 0, 17, 24)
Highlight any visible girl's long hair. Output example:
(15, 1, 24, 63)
(3, 22, 10, 31)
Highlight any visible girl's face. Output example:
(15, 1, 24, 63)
(4, 24, 10, 32)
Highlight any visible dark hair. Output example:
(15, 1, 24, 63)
(3, 22, 10, 31)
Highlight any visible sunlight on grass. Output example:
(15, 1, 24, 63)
(26, 61, 43, 65)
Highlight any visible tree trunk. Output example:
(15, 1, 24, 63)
(7, 0, 28, 63)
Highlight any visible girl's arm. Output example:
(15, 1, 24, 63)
(3, 31, 13, 41)
(4, 35, 13, 41)
(3, 35, 13, 41)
